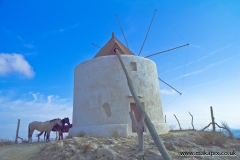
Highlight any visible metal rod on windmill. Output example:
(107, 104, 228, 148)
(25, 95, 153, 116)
(138, 9, 157, 56)
(145, 43, 189, 58)
(158, 78, 182, 95)
(114, 48, 172, 160)
(115, 14, 129, 49)
(92, 43, 102, 49)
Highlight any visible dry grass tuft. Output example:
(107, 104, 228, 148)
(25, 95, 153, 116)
(76, 131, 86, 137)
(161, 134, 175, 141)
(65, 135, 72, 139)
(169, 125, 176, 131)
(195, 131, 229, 147)
(0, 138, 14, 146)
(111, 130, 119, 138)
(220, 121, 233, 138)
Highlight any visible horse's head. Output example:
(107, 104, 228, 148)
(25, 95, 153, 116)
(63, 117, 71, 126)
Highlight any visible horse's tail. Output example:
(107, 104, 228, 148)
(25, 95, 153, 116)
(28, 124, 30, 139)
(36, 131, 44, 137)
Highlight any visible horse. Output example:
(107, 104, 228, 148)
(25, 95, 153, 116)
(57, 124, 72, 140)
(28, 118, 62, 143)
(36, 117, 70, 141)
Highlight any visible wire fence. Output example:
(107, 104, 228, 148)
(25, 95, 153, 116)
(165, 113, 240, 134)
(0, 113, 240, 140)
(0, 124, 69, 141)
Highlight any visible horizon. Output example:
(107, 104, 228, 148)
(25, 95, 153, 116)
(0, 1, 240, 139)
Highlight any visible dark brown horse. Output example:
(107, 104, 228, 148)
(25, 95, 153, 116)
(58, 124, 72, 140)
(36, 117, 70, 141)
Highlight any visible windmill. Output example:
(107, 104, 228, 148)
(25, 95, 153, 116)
(69, 10, 188, 139)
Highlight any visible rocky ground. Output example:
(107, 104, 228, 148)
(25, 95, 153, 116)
(1, 130, 240, 160)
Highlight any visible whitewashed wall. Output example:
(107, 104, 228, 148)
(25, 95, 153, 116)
(69, 55, 169, 137)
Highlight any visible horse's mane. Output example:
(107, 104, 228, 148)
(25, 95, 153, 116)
(50, 118, 60, 123)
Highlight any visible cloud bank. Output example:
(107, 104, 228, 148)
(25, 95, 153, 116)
(0, 53, 35, 78)
(0, 91, 72, 139)
(0, 92, 72, 121)
(161, 89, 177, 95)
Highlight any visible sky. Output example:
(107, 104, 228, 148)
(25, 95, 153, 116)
(0, 0, 240, 140)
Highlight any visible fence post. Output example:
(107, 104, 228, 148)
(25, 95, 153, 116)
(188, 112, 195, 130)
(210, 106, 215, 132)
(165, 115, 166, 123)
(15, 119, 20, 143)
(173, 114, 182, 130)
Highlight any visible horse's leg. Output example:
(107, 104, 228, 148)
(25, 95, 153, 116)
(60, 131, 63, 140)
(44, 131, 47, 141)
(29, 129, 34, 143)
(37, 132, 44, 142)
(28, 124, 34, 143)
(55, 131, 58, 140)
(58, 131, 61, 140)
(28, 124, 30, 143)
(47, 131, 51, 141)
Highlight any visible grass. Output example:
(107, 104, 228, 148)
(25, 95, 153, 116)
(76, 131, 86, 137)
(111, 130, 119, 138)
(220, 121, 233, 138)
(65, 135, 72, 139)
(0, 138, 14, 146)
(195, 131, 229, 147)
(169, 125, 176, 131)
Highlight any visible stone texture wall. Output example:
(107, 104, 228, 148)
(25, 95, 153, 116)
(69, 55, 169, 137)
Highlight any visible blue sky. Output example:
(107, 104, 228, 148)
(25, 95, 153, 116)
(0, 1, 240, 139)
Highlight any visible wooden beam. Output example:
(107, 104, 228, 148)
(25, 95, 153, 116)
(115, 48, 171, 160)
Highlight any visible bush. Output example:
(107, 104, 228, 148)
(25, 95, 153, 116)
(169, 125, 176, 131)
(76, 131, 86, 137)
(220, 121, 233, 138)
(111, 130, 119, 138)
(0, 138, 14, 146)
(195, 131, 228, 147)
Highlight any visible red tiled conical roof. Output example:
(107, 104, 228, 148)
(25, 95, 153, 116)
(94, 32, 134, 58)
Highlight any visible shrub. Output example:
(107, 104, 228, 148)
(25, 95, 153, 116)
(111, 130, 119, 138)
(0, 138, 14, 146)
(195, 131, 228, 147)
(65, 135, 72, 139)
(220, 121, 233, 138)
(76, 131, 86, 137)
(169, 125, 176, 131)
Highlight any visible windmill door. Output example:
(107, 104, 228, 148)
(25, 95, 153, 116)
(130, 103, 145, 132)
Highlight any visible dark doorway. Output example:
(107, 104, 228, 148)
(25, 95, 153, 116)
(130, 103, 145, 132)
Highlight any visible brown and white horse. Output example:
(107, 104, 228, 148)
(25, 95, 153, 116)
(36, 117, 70, 141)
(28, 118, 62, 143)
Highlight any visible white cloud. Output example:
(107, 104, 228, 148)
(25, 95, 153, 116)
(0, 92, 72, 121)
(183, 79, 221, 91)
(171, 54, 240, 82)
(170, 69, 203, 81)
(0, 53, 35, 78)
(24, 44, 34, 48)
(161, 89, 177, 95)
(162, 42, 238, 75)
(0, 91, 72, 139)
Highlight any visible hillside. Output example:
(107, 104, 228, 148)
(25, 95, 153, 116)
(0, 130, 240, 160)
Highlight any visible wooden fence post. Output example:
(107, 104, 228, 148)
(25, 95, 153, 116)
(15, 119, 20, 143)
(210, 106, 215, 132)
(173, 114, 182, 130)
(188, 112, 195, 130)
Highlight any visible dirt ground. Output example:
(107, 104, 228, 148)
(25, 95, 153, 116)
(0, 130, 239, 160)
(0, 142, 45, 160)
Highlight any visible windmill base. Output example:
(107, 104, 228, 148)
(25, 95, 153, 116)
(68, 122, 169, 137)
